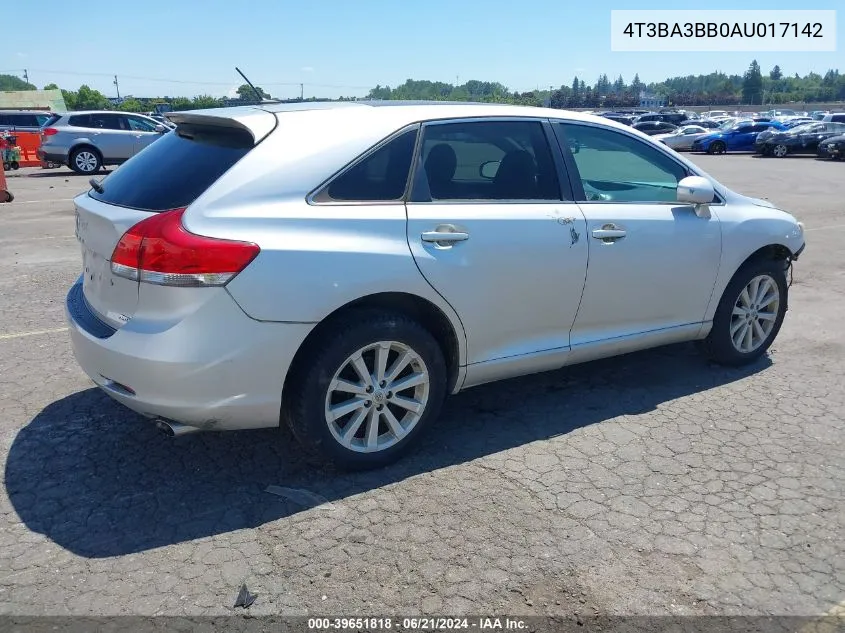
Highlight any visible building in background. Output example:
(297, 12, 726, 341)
(0, 89, 67, 112)
(639, 90, 665, 109)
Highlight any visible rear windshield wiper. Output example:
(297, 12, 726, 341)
(89, 177, 104, 194)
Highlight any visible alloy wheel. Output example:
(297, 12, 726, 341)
(773, 144, 788, 158)
(324, 341, 430, 453)
(730, 274, 781, 354)
(74, 151, 98, 173)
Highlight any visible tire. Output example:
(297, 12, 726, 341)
(10, 161, 19, 170)
(2, 162, 9, 171)
(707, 141, 726, 155)
(282, 310, 448, 470)
(699, 258, 788, 366)
(772, 144, 788, 158)
(70, 147, 101, 175)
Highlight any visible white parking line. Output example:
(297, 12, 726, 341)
(0, 327, 69, 341)
(0, 235, 74, 244)
(804, 224, 845, 232)
(8, 198, 75, 204)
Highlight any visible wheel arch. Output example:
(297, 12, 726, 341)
(283, 291, 465, 401)
(70, 143, 103, 163)
(704, 241, 798, 325)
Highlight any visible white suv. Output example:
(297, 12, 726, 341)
(65, 101, 806, 469)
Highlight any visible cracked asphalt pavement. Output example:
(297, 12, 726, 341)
(0, 157, 843, 618)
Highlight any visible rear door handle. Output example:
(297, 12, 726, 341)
(421, 225, 469, 247)
(591, 224, 627, 243)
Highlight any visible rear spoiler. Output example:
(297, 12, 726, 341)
(165, 107, 277, 144)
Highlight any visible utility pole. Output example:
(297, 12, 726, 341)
(300, 83, 304, 101)
(114, 75, 120, 100)
(23, 69, 29, 84)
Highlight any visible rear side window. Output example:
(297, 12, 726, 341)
(43, 114, 61, 127)
(68, 115, 91, 127)
(89, 124, 253, 212)
(316, 128, 418, 202)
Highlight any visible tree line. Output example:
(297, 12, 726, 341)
(1, 60, 843, 112)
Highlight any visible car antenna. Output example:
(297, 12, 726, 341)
(235, 67, 267, 104)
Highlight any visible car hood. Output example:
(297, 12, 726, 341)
(748, 197, 777, 209)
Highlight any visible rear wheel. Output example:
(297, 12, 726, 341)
(282, 310, 448, 470)
(70, 147, 101, 175)
(699, 258, 788, 366)
(708, 141, 726, 155)
(772, 144, 788, 158)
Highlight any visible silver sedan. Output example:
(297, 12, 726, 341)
(654, 125, 711, 151)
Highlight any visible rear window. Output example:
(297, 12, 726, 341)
(43, 114, 61, 127)
(89, 123, 253, 212)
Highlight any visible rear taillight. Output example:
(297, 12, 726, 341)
(42, 127, 58, 136)
(110, 208, 259, 287)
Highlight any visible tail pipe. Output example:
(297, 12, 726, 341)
(155, 419, 204, 437)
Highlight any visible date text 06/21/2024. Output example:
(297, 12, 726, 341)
(610, 10, 836, 52)
(307, 617, 529, 630)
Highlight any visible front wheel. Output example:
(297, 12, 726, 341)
(707, 141, 726, 155)
(282, 310, 448, 470)
(772, 144, 788, 158)
(699, 258, 788, 366)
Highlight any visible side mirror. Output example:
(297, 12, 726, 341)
(677, 176, 715, 212)
(154, 124, 167, 133)
(479, 160, 500, 180)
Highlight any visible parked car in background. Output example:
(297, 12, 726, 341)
(634, 112, 689, 126)
(822, 113, 845, 124)
(653, 124, 711, 151)
(756, 122, 845, 157)
(64, 100, 806, 469)
(37, 111, 170, 174)
(683, 119, 722, 129)
(632, 121, 678, 136)
(0, 110, 54, 133)
(691, 121, 785, 154)
(702, 110, 729, 119)
(809, 111, 829, 120)
(817, 134, 845, 159)
(599, 112, 635, 126)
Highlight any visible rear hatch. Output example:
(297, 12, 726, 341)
(73, 108, 275, 329)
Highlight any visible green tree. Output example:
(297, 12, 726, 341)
(43, 83, 60, 91)
(118, 98, 144, 112)
(191, 94, 224, 109)
(769, 65, 782, 81)
(236, 84, 270, 101)
(61, 90, 77, 110)
(73, 85, 110, 110)
(742, 60, 764, 104)
(0, 73, 36, 91)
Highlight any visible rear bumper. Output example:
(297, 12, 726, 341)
(36, 148, 67, 164)
(65, 277, 314, 431)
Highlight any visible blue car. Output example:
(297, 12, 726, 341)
(691, 121, 786, 154)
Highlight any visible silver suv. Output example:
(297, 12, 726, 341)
(65, 100, 806, 469)
(38, 110, 169, 174)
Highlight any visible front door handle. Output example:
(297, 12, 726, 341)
(592, 224, 627, 243)
(421, 224, 469, 248)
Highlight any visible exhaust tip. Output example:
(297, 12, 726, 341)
(154, 419, 202, 437)
(155, 419, 175, 437)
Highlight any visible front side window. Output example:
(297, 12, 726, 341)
(554, 122, 687, 203)
(413, 119, 562, 201)
(126, 116, 157, 132)
(317, 127, 418, 203)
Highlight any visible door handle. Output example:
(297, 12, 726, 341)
(591, 224, 627, 243)
(421, 225, 469, 248)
